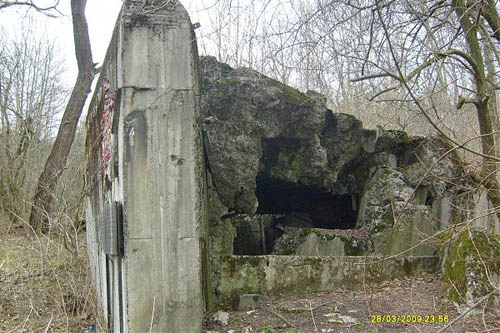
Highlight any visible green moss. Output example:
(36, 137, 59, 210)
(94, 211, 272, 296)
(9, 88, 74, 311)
(275, 240, 298, 255)
(214, 77, 241, 87)
(443, 230, 500, 304)
(300, 228, 316, 237)
(297, 228, 368, 256)
(352, 165, 371, 186)
(372, 210, 393, 233)
(265, 139, 306, 181)
(300, 228, 335, 241)
(227, 256, 264, 274)
(221, 256, 266, 308)
(341, 235, 369, 256)
(280, 83, 312, 106)
(261, 77, 314, 106)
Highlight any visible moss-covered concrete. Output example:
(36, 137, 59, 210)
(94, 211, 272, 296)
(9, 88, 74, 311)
(443, 230, 500, 312)
(218, 255, 440, 309)
(273, 228, 369, 256)
(204, 172, 237, 308)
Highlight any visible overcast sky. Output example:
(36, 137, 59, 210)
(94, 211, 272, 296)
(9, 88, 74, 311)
(0, 0, 214, 86)
(0, 0, 223, 122)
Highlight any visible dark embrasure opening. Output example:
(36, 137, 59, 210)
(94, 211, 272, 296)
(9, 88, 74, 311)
(256, 175, 358, 230)
(232, 175, 359, 255)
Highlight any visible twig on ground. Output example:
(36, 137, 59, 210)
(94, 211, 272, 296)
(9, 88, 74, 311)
(437, 291, 497, 332)
(309, 301, 333, 312)
(310, 301, 318, 332)
(482, 301, 488, 331)
(261, 306, 292, 327)
(21, 307, 33, 331)
(149, 296, 156, 333)
(44, 316, 53, 333)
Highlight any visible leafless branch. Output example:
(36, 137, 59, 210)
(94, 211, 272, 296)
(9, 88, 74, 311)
(0, 0, 61, 16)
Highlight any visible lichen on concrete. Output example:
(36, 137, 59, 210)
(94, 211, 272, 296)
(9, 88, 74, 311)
(443, 230, 500, 313)
(273, 228, 370, 256)
(218, 255, 440, 309)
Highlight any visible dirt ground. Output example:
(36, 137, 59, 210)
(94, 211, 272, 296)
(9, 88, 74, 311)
(1, 223, 499, 333)
(204, 274, 500, 333)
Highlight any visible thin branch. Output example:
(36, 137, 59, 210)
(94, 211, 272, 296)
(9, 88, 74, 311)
(261, 307, 292, 327)
(354, 49, 481, 87)
(373, 0, 500, 163)
(351, 71, 401, 82)
(435, 48, 482, 80)
(0, 0, 60, 16)
(456, 96, 479, 108)
(309, 302, 318, 332)
(437, 290, 497, 332)
(369, 85, 398, 101)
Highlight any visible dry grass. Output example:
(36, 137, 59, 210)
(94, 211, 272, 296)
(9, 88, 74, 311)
(0, 220, 101, 332)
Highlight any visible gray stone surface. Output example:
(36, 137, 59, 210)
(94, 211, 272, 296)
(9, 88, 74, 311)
(85, 1, 204, 332)
(356, 167, 438, 256)
(218, 255, 440, 308)
(213, 311, 230, 325)
(469, 189, 500, 233)
(297, 233, 345, 256)
(272, 228, 370, 256)
(120, 3, 204, 331)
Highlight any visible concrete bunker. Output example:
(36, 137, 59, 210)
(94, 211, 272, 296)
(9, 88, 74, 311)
(84, 2, 500, 328)
(232, 135, 361, 255)
(199, 56, 474, 308)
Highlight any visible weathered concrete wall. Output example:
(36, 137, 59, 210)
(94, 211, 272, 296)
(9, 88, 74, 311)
(218, 255, 440, 308)
(443, 230, 500, 314)
(85, 1, 204, 332)
(469, 188, 500, 233)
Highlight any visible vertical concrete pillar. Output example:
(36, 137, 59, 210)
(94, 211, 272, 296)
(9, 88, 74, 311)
(119, 2, 203, 332)
(85, 1, 203, 332)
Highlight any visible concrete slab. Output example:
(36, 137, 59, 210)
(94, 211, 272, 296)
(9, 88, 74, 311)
(219, 255, 440, 308)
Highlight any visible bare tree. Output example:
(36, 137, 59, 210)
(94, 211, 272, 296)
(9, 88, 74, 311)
(195, 0, 499, 217)
(276, 0, 500, 216)
(0, 26, 67, 224)
(29, 0, 95, 232)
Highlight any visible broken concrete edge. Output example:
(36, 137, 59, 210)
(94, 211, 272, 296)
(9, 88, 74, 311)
(84, 5, 122, 329)
(217, 255, 440, 309)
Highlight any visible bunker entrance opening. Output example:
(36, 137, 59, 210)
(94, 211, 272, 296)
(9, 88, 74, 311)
(232, 175, 359, 255)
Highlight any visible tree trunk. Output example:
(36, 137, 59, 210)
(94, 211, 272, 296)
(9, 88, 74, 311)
(29, 0, 94, 232)
(452, 0, 500, 219)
